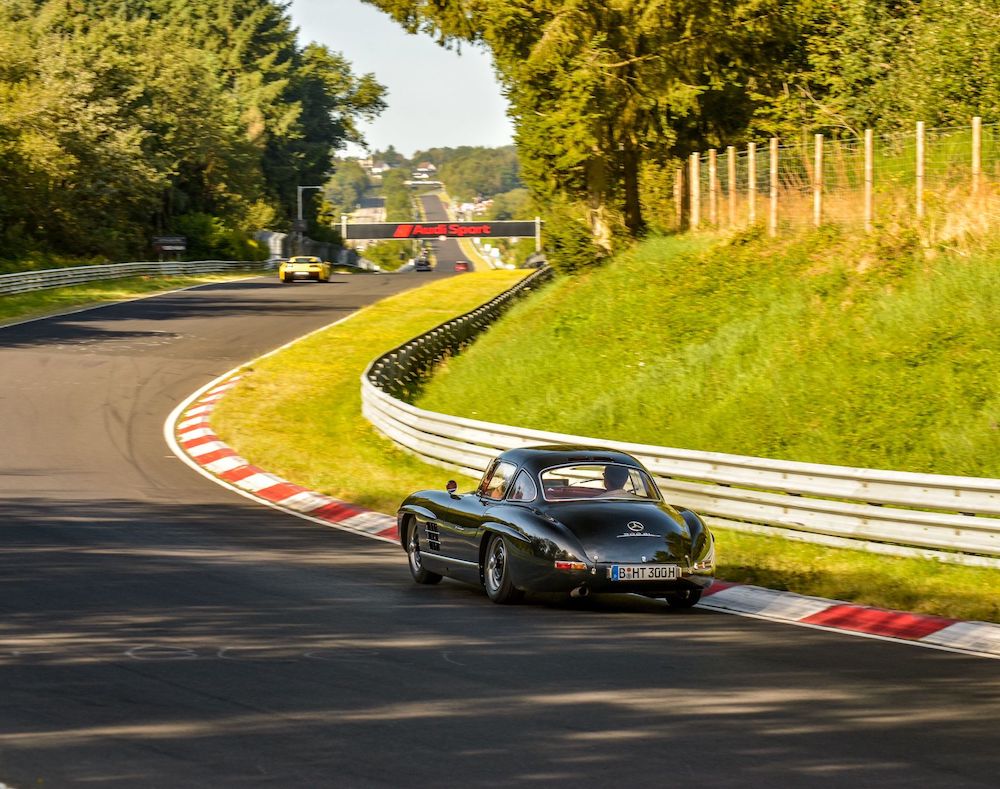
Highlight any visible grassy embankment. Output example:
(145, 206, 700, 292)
(0, 271, 265, 325)
(210, 271, 526, 508)
(211, 228, 999, 623)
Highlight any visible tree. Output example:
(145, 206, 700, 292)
(381, 168, 414, 221)
(409, 145, 522, 201)
(363, 0, 793, 260)
(752, 0, 1000, 137)
(0, 0, 387, 260)
(322, 159, 371, 221)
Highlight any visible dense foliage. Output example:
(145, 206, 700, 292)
(411, 145, 521, 201)
(379, 168, 414, 221)
(318, 159, 370, 225)
(0, 0, 385, 263)
(364, 0, 999, 269)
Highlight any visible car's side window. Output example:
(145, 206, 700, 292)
(481, 461, 518, 501)
(507, 470, 538, 502)
(477, 460, 499, 497)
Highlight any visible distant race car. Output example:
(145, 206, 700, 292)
(397, 445, 716, 606)
(279, 255, 331, 283)
(414, 256, 432, 272)
(454, 260, 469, 272)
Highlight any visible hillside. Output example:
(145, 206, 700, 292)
(416, 226, 1000, 479)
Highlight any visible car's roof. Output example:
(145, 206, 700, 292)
(497, 444, 644, 474)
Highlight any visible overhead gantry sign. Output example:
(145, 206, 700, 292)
(341, 218, 543, 251)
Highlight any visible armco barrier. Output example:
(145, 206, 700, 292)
(362, 267, 1000, 569)
(0, 260, 266, 296)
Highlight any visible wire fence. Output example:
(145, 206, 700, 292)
(669, 118, 998, 236)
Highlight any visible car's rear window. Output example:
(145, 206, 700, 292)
(539, 463, 660, 501)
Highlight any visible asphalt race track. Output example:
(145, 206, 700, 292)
(1, 273, 998, 788)
(419, 193, 472, 270)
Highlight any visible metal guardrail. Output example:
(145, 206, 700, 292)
(362, 267, 1000, 568)
(0, 260, 266, 296)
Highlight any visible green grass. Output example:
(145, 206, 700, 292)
(410, 227, 1000, 619)
(717, 529, 999, 623)
(0, 270, 264, 325)
(418, 227, 1000, 478)
(210, 270, 528, 511)
(207, 238, 998, 623)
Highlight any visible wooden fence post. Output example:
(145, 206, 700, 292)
(748, 142, 757, 224)
(864, 129, 874, 233)
(814, 133, 823, 227)
(972, 116, 983, 197)
(708, 148, 718, 226)
(916, 121, 925, 219)
(690, 153, 700, 230)
(674, 166, 684, 230)
(727, 145, 736, 226)
(769, 137, 779, 237)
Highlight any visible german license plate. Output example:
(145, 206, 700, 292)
(608, 564, 680, 581)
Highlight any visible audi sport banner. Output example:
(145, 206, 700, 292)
(343, 220, 538, 241)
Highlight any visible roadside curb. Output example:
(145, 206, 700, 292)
(168, 375, 1000, 661)
(168, 374, 398, 543)
(700, 581, 1000, 658)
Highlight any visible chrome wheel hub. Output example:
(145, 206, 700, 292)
(487, 540, 505, 591)
(408, 534, 422, 571)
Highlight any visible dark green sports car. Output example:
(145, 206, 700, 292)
(397, 445, 715, 606)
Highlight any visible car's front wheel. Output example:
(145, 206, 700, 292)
(406, 525, 442, 585)
(663, 587, 703, 609)
(483, 534, 523, 604)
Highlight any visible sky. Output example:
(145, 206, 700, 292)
(288, 0, 514, 158)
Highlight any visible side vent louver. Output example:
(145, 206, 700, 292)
(425, 522, 441, 552)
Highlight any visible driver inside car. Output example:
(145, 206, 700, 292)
(602, 464, 631, 496)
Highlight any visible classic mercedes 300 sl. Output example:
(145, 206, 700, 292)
(397, 445, 715, 606)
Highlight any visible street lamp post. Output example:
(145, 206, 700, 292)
(297, 185, 325, 223)
(295, 185, 324, 254)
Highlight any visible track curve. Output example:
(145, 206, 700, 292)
(1, 274, 998, 787)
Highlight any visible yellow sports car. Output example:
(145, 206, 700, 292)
(279, 256, 331, 283)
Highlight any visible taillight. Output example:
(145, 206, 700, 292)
(554, 561, 587, 571)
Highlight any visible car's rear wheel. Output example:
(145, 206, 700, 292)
(483, 534, 523, 604)
(406, 524, 442, 585)
(663, 587, 702, 609)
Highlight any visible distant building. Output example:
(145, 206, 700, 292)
(412, 161, 438, 180)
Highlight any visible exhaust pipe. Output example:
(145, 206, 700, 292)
(570, 585, 590, 599)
